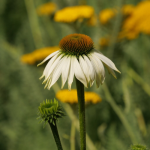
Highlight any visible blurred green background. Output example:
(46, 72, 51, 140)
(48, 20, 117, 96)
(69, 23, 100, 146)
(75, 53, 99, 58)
(1, 0, 150, 150)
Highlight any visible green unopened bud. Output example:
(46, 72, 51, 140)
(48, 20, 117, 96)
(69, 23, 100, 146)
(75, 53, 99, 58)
(38, 99, 64, 150)
(38, 99, 64, 126)
(129, 144, 148, 150)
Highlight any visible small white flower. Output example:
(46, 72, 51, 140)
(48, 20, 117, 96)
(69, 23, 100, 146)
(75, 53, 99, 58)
(38, 34, 120, 90)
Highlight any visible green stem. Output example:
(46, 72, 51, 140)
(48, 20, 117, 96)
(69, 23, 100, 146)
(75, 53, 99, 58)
(49, 121, 63, 150)
(76, 78, 86, 150)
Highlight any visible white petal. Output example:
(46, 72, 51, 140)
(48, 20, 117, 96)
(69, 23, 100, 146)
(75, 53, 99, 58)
(88, 53, 105, 87)
(42, 52, 61, 78)
(61, 56, 71, 89)
(47, 57, 66, 89)
(68, 56, 75, 90)
(43, 54, 63, 83)
(83, 55, 95, 87)
(88, 56, 101, 88)
(79, 56, 90, 83)
(44, 77, 52, 89)
(74, 57, 87, 88)
(37, 50, 60, 66)
(92, 53, 105, 82)
(94, 50, 121, 73)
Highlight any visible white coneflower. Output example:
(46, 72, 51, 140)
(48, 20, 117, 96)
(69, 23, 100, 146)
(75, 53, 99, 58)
(38, 33, 120, 90)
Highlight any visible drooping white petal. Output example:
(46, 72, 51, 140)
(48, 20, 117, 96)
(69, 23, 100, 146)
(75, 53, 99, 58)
(91, 53, 105, 83)
(37, 50, 60, 66)
(88, 53, 105, 87)
(41, 52, 61, 78)
(47, 57, 67, 90)
(44, 77, 52, 89)
(79, 56, 90, 83)
(88, 55, 100, 88)
(68, 56, 75, 90)
(43, 54, 64, 83)
(61, 56, 71, 89)
(83, 55, 95, 87)
(105, 64, 117, 79)
(93, 50, 121, 73)
(74, 57, 87, 88)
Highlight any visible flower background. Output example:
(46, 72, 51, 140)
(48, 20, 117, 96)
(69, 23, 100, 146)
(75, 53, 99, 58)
(1, 0, 150, 150)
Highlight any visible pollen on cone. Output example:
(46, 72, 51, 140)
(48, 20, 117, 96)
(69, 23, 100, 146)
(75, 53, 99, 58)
(59, 33, 94, 56)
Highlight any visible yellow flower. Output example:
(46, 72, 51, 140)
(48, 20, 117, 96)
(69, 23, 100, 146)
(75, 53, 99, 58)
(99, 5, 134, 25)
(54, 5, 94, 23)
(36, 2, 56, 16)
(120, 1, 150, 39)
(139, 18, 150, 34)
(21, 54, 35, 65)
(122, 5, 134, 16)
(56, 89, 102, 104)
(99, 9, 116, 24)
(21, 46, 59, 64)
(118, 30, 139, 40)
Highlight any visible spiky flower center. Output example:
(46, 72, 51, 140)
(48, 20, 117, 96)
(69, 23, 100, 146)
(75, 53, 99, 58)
(38, 99, 64, 125)
(59, 34, 94, 56)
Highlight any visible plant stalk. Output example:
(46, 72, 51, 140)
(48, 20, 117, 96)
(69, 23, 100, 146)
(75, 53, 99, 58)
(49, 121, 63, 150)
(76, 78, 86, 150)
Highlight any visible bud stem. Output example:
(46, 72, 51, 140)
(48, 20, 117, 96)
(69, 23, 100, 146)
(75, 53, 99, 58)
(49, 121, 63, 150)
(76, 78, 86, 150)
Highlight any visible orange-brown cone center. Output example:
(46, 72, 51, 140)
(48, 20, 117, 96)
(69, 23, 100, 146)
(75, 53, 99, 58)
(59, 34, 94, 56)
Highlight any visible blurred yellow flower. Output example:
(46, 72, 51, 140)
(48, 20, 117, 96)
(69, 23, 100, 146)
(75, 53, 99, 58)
(99, 38, 109, 47)
(122, 5, 134, 16)
(99, 5, 134, 25)
(118, 29, 139, 40)
(120, 1, 150, 39)
(56, 89, 102, 104)
(21, 46, 59, 65)
(99, 9, 116, 24)
(54, 5, 94, 23)
(36, 2, 56, 16)
(21, 54, 35, 65)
